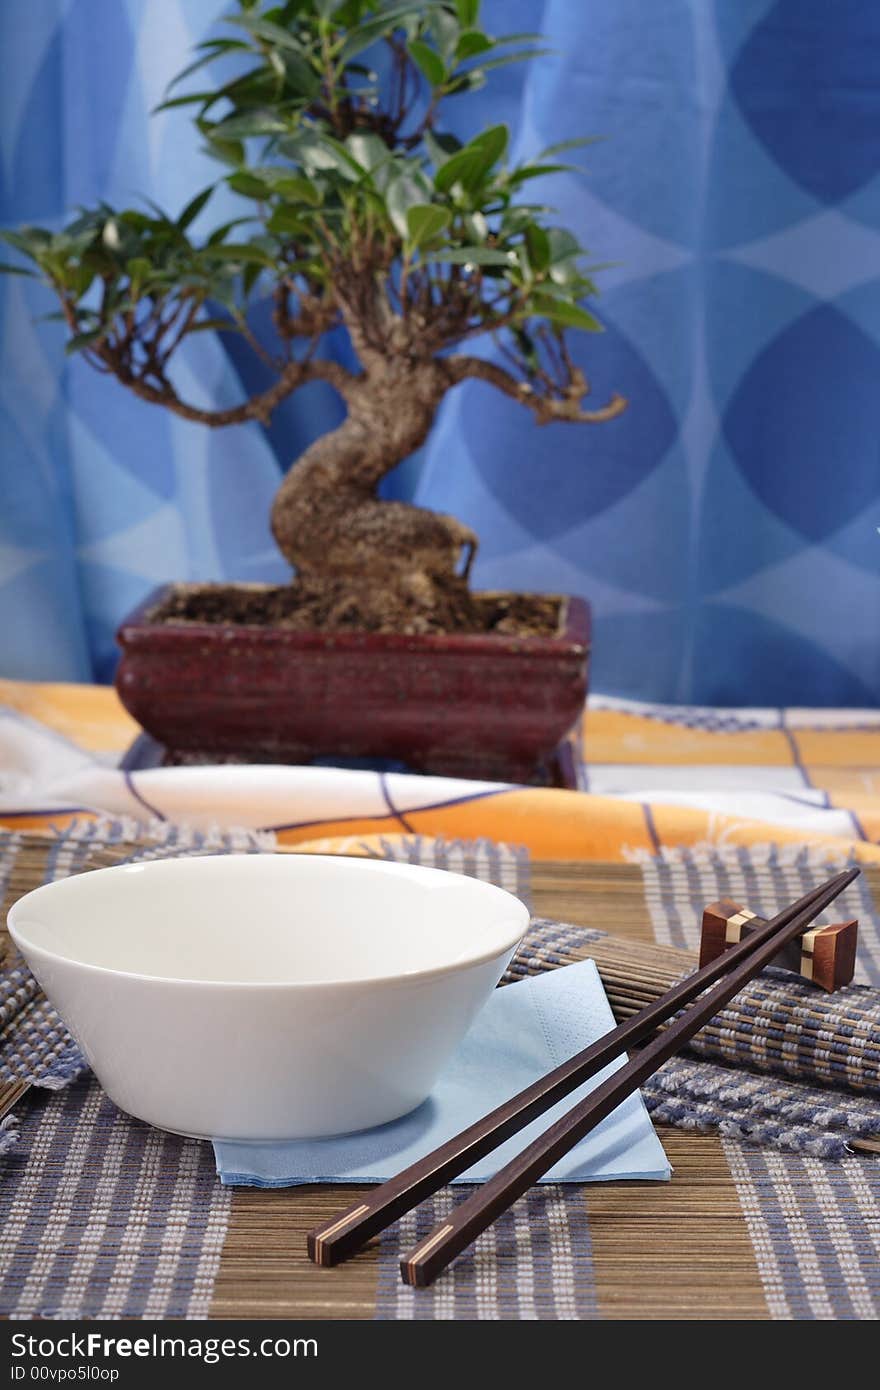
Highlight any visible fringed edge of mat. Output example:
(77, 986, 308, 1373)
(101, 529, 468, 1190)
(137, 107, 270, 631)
(622, 840, 859, 870)
(0, 1111, 21, 1154)
(367, 832, 529, 863)
(369, 834, 531, 905)
(644, 1094, 879, 1161)
(40, 815, 278, 852)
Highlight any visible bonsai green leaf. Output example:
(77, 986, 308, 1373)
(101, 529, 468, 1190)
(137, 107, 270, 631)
(543, 228, 595, 289)
(177, 185, 215, 230)
(426, 246, 513, 266)
(462, 210, 488, 242)
(513, 326, 540, 371)
(200, 135, 246, 169)
(125, 256, 152, 281)
(528, 295, 603, 331)
(468, 121, 508, 166)
(0, 227, 51, 258)
(345, 132, 390, 173)
(241, 261, 264, 297)
(424, 130, 461, 168)
(65, 328, 106, 355)
(487, 31, 543, 44)
(505, 162, 579, 190)
(228, 13, 313, 52)
(204, 243, 277, 266)
(460, 47, 549, 75)
(405, 203, 451, 249)
(78, 248, 117, 279)
(315, 135, 367, 180)
(273, 174, 323, 205)
(386, 171, 432, 238)
(72, 265, 98, 297)
(283, 129, 365, 179)
(428, 147, 478, 190)
(313, 0, 347, 17)
(454, 0, 480, 26)
(339, 4, 441, 62)
(227, 171, 271, 198)
(531, 277, 591, 300)
(400, 12, 421, 42)
(524, 223, 551, 273)
(155, 91, 220, 113)
(433, 123, 508, 193)
(537, 135, 603, 159)
(212, 111, 291, 140)
(546, 228, 582, 260)
(186, 317, 234, 333)
(547, 264, 586, 291)
(442, 69, 486, 96)
(343, 133, 404, 195)
(163, 57, 223, 97)
(266, 205, 310, 236)
(428, 7, 460, 64)
(0, 262, 37, 276)
(278, 50, 322, 99)
(248, 166, 325, 203)
(455, 30, 492, 61)
(408, 39, 446, 86)
(206, 217, 255, 245)
(164, 38, 251, 94)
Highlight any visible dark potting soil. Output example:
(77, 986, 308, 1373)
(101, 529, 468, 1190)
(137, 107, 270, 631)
(150, 580, 561, 638)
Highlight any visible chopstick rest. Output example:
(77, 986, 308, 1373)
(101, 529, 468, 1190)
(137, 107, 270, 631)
(700, 899, 857, 991)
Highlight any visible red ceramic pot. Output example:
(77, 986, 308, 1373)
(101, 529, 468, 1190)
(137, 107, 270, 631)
(115, 585, 590, 786)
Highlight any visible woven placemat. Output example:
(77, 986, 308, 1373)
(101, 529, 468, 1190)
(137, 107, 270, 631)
(3, 827, 879, 1157)
(3, 836, 880, 1320)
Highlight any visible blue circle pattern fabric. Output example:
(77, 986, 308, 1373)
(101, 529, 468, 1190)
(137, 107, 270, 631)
(1, 0, 879, 704)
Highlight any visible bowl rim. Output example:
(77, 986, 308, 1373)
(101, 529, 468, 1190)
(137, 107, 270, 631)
(7, 852, 530, 991)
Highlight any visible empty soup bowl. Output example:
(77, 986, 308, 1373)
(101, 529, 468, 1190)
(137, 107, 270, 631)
(7, 854, 528, 1140)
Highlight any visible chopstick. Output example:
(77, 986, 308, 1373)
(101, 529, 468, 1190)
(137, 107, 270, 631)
(400, 865, 860, 1286)
(308, 867, 857, 1271)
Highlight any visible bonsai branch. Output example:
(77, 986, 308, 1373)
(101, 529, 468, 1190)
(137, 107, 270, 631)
(272, 281, 338, 345)
(56, 286, 355, 426)
(442, 355, 628, 424)
(159, 300, 200, 366)
(106, 353, 357, 427)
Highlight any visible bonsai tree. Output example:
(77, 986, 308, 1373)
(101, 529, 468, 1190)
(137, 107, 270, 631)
(2, 0, 625, 633)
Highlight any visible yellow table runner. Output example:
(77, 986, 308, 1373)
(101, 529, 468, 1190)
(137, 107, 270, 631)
(2, 677, 879, 863)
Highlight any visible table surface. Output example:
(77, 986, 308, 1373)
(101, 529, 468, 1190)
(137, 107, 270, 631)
(2, 679, 880, 1319)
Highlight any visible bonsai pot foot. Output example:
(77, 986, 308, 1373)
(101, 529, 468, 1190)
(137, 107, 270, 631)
(121, 730, 583, 790)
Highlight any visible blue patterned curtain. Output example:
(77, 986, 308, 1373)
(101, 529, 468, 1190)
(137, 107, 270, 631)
(2, 1, 879, 703)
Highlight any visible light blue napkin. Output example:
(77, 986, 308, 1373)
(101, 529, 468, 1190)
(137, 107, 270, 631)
(214, 959, 671, 1187)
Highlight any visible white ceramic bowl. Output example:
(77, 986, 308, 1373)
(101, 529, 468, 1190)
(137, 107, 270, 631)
(8, 853, 528, 1140)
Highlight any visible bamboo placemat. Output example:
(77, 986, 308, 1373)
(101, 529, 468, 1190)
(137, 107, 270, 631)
(4, 841, 880, 1319)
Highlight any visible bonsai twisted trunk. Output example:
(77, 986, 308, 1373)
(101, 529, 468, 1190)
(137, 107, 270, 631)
(270, 359, 479, 629)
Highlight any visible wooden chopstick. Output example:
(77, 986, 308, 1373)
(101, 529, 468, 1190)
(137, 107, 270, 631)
(400, 865, 860, 1286)
(308, 868, 856, 1270)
